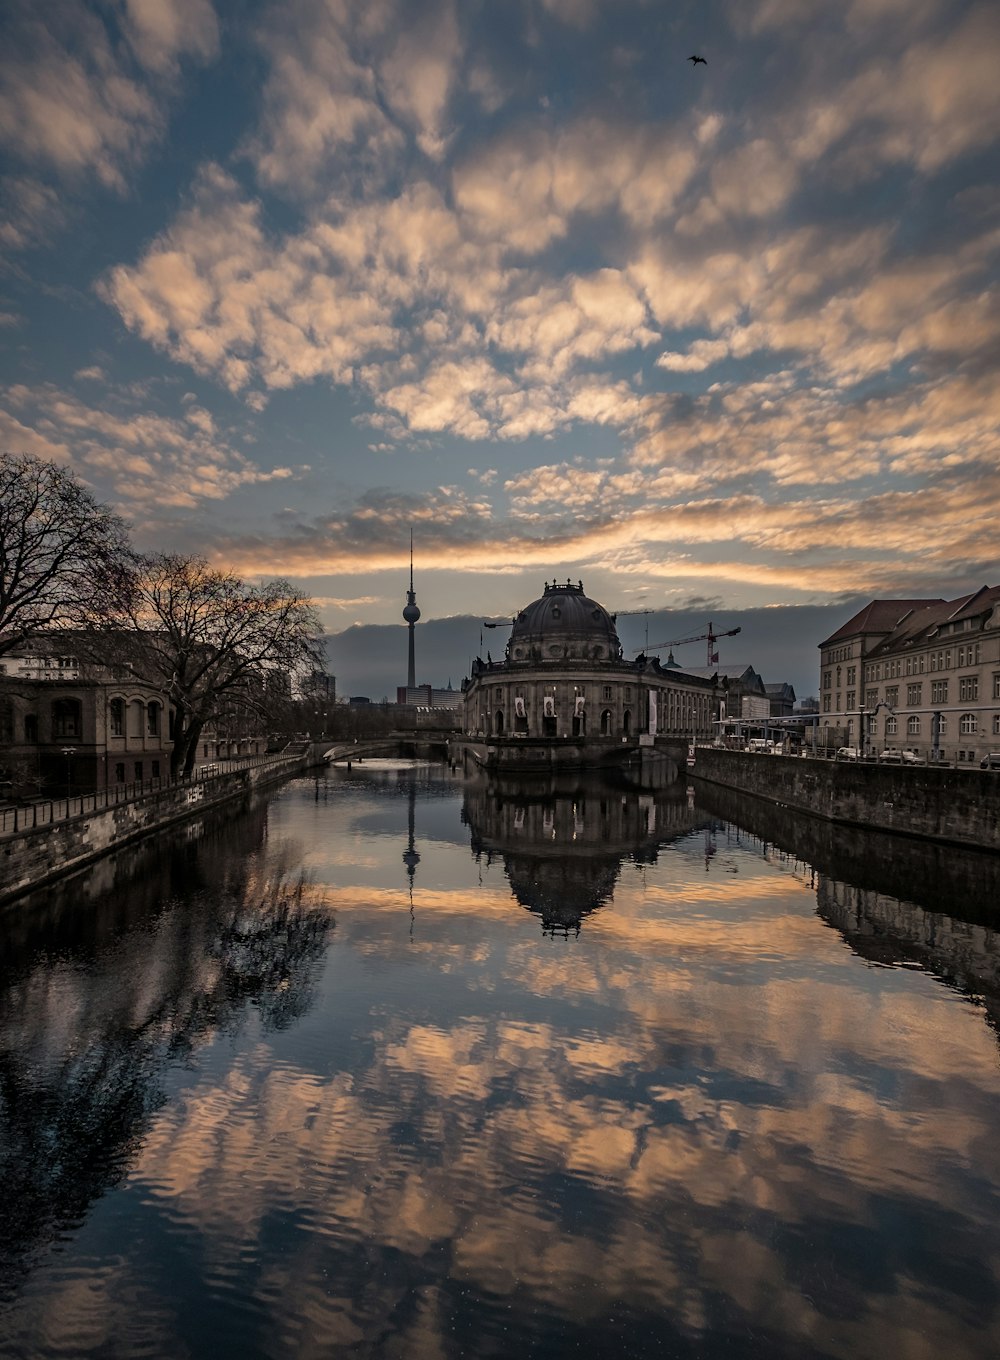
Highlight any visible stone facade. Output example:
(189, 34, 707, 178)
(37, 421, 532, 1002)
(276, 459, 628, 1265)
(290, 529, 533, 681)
(0, 674, 173, 796)
(461, 580, 720, 747)
(818, 587, 1000, 763)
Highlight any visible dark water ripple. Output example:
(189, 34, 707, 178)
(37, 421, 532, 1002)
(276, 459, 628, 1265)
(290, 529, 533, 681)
(1, 765, 1000, 1358)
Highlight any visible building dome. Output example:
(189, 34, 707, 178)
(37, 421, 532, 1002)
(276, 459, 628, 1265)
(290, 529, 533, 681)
(506, 580, 622, 664)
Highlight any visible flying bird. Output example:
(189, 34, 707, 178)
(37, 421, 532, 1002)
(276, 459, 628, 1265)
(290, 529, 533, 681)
(688, 54, 707, 65)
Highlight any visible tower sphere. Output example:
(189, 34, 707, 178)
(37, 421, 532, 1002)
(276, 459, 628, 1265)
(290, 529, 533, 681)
(403, 601, 421, 624)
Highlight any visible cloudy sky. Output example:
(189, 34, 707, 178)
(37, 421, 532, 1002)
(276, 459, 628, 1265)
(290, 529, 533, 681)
(2, 0, 998, 688)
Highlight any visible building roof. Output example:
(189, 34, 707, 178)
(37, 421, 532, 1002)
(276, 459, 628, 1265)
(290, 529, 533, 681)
(818, 599, 944, 649)
(866, 585, 1000, 657)
(506, 579, 622, 664)
(765, 682, 796, 700)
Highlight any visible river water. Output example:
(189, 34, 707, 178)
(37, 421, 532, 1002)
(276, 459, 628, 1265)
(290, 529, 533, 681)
(2, 761, 1000, 1359)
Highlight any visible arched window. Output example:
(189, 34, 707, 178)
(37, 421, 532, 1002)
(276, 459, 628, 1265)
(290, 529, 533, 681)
(907, 715, 920, 736)
(885, 715, 897, 736)
(146, 701, 160, 736)
(494, 709, 504, 735)
(960, 712, 977, 735)
(109, 698, 124, 736)
(52, 697, 82, 738)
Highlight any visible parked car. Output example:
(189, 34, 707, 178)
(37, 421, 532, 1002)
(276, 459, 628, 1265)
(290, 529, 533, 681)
(835, 746, 861, 761)
(878, 748, 921, 765)
(981, 753, 1000, 771)
(747, 739, 776, 753)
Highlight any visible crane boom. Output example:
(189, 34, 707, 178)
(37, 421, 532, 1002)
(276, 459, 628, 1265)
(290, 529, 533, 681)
(638, 623, 742, 666)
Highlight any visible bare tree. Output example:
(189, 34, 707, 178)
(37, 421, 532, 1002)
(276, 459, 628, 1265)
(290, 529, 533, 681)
(96, 554, 324, 777)
(0, 452, 131, 656)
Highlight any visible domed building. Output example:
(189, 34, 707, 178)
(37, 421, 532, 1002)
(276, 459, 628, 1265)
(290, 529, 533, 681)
(460, 579, 721, 778)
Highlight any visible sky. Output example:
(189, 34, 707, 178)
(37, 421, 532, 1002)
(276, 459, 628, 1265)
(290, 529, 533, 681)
(1, 0, 998, 696)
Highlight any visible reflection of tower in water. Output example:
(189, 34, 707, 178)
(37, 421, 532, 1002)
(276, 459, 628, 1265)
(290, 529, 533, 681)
(402, 776, 420, 938)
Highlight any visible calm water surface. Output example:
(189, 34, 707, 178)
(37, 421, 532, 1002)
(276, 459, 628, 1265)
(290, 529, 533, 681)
(2, 761, 1000, 1359)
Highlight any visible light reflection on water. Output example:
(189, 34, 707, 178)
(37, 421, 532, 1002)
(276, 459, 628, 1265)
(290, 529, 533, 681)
(2, 762, 1000, 1359)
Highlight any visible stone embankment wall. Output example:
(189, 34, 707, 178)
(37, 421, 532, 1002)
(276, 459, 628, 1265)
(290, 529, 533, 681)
(691, 749, 1000, 852)
(1, 752, 319, 905)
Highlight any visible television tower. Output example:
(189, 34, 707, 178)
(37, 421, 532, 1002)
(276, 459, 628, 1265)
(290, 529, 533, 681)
(402, 528, 421, 689)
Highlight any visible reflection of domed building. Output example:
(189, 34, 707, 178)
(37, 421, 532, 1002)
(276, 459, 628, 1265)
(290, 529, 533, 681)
(463, 772, 702, 934)
(460, 580, 720, 778)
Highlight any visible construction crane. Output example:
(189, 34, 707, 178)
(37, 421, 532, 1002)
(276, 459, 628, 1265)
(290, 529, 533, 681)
(613, 606, 658, 651)
(637, 622, 742, 667)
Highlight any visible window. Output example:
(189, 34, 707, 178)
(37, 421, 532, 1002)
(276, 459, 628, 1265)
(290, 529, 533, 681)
(152, 761, 161, 779)
(994, 674, 1000, 700)
(847, 666, 856, 686)
(939, 714, 948, 735)
(0, 699, 11, 744)
(134, 762, 143, 781)
(846, 690, 855, 710)
(886, 686, 898, 707)
(24, 713, 38, 742)
(823, 695, 831, 713)
(993, 714, 1000, 735)
(52, 697, 82, 738)
(115, 763, 126, 783)
(495, 686, 502, 701)
(866, 689, 878, 708)
(906, 683, 922, 706)
(603, 686, 613, 701)
(931, 680, 948, 705)
(823, 671, 832, 690)
(959, 676, 979, 702)
(885, 716, 897, 736)
(109, 697, 124, 736)
(146, 701, 159, 736)
(907, 715, 921, 736)
(960, 712, 977, 735)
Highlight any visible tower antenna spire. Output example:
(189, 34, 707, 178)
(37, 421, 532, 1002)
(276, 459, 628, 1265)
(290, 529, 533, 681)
(402, 526, 421, 690)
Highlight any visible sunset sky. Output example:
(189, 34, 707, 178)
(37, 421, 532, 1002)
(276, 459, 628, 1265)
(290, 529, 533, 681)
(2, 0, 998, 689)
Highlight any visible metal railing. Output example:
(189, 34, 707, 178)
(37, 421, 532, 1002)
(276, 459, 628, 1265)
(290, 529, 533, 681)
(0, 751, 304, 838)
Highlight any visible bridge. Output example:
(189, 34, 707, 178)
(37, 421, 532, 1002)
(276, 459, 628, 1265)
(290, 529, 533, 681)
(322, 732, 453, 765)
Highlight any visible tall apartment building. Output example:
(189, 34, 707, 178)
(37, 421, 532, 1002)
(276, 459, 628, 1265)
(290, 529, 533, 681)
(817, 586, 1000, 763)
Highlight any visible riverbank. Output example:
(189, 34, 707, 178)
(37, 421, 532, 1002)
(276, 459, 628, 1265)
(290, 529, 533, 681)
(0, 747, 327, 906)
(691, 748, 1000, 853)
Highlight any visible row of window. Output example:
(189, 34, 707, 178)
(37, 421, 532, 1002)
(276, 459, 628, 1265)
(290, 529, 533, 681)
(108, 697, 163, 737)
(857, 644, 986, 685)
(0, 696, 168, 742)
(822, 696, 1000, 735)
(494, 685, 635, 702)
(869, 713, 993, 736)
(113, 761, 162, 783)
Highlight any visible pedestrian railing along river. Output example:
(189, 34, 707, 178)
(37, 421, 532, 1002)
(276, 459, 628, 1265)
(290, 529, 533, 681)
(0, 752, 303, 838)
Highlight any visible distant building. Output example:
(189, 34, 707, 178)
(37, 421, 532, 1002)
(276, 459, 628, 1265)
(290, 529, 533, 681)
(818, 585, 1000, 762)
(765, 682, 797, 718)
(680, 664, 770, 721)
(396, 683, 459, 709)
